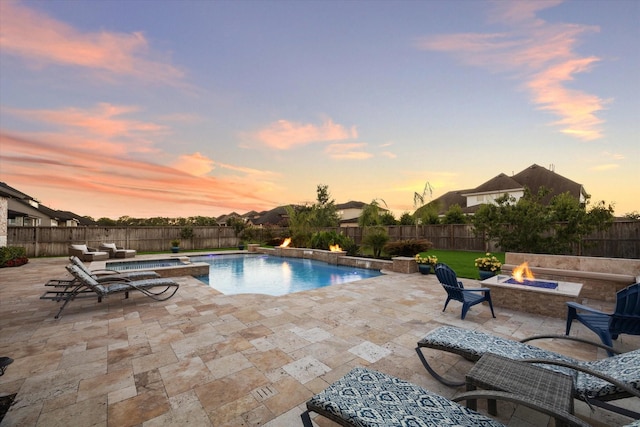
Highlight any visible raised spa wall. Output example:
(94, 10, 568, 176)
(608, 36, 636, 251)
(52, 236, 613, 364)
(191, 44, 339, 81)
(247, 244, 418, 274)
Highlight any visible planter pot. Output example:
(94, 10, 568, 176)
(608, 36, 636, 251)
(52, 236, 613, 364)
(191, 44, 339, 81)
(418, 264, 432, 275)
(478, 270, 496, 280)
(171, 247, 180, 253)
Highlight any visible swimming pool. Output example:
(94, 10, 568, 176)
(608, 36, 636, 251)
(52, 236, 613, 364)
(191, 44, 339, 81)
(190, 253, 383, 296)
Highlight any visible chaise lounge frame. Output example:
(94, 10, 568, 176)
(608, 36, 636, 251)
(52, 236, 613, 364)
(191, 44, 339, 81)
(44, 264, 179, 319)
(415, 325, 640, 418)
(301, 366, 590, 427)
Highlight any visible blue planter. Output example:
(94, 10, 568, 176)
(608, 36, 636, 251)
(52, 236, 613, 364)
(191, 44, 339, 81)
(478, 270, 496, 280)
(418, 264, 432, 275)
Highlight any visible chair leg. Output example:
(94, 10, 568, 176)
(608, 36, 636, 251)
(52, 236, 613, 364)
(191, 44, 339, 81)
(486, 294, 496, 318)
(443, 297, 452, 313)
(596, 331, 615, 357)
(461, 304, 469, 320)
(300, 410, 314, 427)
(565, 306, 577, 335)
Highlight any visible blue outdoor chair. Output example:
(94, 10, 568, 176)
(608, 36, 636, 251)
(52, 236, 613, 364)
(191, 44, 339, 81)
(566, 282, 640, 356)
(434, 263, 496, 320)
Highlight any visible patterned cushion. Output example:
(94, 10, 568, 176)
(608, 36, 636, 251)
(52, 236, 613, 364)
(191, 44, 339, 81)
(419, 326, 576, 369)
(575, 349, 640, 399)
(419, 326, 640, 400)
(307, 367, 504, 426)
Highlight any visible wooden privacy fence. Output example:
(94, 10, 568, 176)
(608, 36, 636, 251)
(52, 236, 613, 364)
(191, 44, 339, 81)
(7, 221, 640, 259)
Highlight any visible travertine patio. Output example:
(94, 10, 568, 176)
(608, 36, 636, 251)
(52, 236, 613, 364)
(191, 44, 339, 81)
(0, 255, 638, 427)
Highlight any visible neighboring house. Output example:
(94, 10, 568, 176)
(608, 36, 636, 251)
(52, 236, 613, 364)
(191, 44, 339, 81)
(428, 164, 589, 215)
(0, 182, 93, 226)
(335, 201, 368, 227)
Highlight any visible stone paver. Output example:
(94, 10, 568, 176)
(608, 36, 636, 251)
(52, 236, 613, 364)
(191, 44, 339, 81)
(1, 255, 639, 426)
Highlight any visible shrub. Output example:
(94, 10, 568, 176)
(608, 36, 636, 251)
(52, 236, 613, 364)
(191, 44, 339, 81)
(309, 231, 358, 256)
(361, 226, 390, 258)
(384, 239, 433, 257)
(0, 246, 28, 268)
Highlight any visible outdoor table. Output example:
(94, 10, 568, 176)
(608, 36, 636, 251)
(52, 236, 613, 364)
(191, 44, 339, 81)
(465, 353, 574, 426)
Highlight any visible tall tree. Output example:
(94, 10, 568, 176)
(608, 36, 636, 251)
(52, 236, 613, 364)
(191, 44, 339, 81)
(309, 184, 340, 228)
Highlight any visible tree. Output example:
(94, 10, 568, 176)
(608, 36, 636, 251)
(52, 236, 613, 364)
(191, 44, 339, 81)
(442, 204, 467, 224)
(399, 212, 414, 225)
(471, 188, 614, 254)
(412, 181, 439, 233)
(309, 184, 340, 228)
(358, 199, 386, 226)
(226, 216, 247, 240)
(285, 205, 313, 247)
(380, 211, 397, 225)
(96, 217, 117, 226)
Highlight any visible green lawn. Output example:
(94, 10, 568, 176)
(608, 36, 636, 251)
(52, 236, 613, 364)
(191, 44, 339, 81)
(420, 249, 505, 280)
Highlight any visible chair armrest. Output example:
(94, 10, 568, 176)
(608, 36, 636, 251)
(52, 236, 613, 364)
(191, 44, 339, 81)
(452, 390, 590, 427)
(566, 301, 608, 316)
(520, 334, 619, 355)
(460, 287, 491, 293)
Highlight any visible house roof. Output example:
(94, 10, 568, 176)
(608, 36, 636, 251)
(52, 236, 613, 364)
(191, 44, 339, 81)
(2, 182, 96, 225)
(250, 206, 291, 226)
(0, 182, 32, 200)
(464, 173, 522, 196)
(512, 164, 588, 202)
(336, 201, 367, 210)
(430, 164, 587, 215)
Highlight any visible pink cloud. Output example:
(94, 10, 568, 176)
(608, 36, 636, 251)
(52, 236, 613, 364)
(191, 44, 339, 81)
(416, 1, 606, 141)
(0, 1, 183, 84)
(0, 130, 281, 218)
(253, 119, 357, 150)
(3, 103, 168, 155)
(171, 152, 216, 176)
(325, 143, 373, 160)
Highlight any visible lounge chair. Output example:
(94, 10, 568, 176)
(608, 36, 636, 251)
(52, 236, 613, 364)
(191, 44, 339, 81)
(566, 283, 640, 356)
(45, 264, 179, 319)
(434, 263, 496, 319)
(416, 325, 640, 418)
(301, 367, 589, 427)
(99, 243, 136, 258)
(69, 256, 159, 282)
(68, 244, 109, 262)
(40, 256, 160, 292)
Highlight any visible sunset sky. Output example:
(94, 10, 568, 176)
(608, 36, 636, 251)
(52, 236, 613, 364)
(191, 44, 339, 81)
(1, 0, 638, 220)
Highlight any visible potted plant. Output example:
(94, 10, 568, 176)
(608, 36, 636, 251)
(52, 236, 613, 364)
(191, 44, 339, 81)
(415, 254, 437, 274)
(170, 239, 180, 253)
(474, 252, 502, 280)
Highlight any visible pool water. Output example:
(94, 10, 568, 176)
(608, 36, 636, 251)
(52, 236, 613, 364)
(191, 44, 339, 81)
(190, 254, 382, 296)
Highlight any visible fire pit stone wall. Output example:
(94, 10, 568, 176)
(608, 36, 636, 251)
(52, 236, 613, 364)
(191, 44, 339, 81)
(502, 252, 639, 302)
